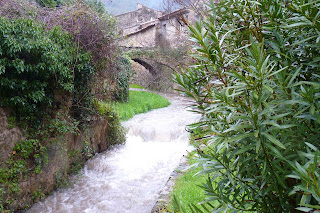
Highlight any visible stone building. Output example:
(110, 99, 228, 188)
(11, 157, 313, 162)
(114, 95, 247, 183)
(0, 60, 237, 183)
(116, 3, 198, 48)
(116, 3, 163, 36)
(116, 1, 217, 90)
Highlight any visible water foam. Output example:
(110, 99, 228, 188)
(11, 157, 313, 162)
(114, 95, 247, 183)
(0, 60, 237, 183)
(28, 94, 198, 213)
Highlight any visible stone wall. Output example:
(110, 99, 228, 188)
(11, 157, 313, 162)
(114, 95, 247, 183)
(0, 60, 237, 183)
(161, 18, 189, 48)
(0, 108, 24, 167)
(119, 24, 159, 48)
(130, 61, 153, 88)
(0, 108, 124, 211)
(116, 4, 162, 32)
(118, 6, 193, 49)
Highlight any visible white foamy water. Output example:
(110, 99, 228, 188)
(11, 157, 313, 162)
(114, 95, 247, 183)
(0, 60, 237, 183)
(28, 94, 198, 213)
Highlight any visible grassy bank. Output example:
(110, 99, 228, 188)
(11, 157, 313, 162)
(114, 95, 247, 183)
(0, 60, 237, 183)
(168, 134, 218, 213)
(129, 84, 145, 89)
(112, 90, 170, 121)
(169, 156, 208, 213)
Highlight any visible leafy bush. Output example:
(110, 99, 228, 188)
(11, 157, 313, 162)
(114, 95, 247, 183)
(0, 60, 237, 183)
(0, 17, 75, 124)
(1, 0, 126, 103)
(0, 0, 128, 121)
(42, 1, 120, 100)
(288, 143, 320, 212)
(174, 0, 320, 212)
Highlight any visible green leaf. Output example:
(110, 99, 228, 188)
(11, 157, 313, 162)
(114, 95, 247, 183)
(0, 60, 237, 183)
(296, 207, 314, 212)
(285, 22, 312, 28)
(291, 81, 320, 88)
(261, 132, 286, 149)
(225, 133, 254, 143)
(305, 142, 318, 151)
(235, 144, 255, 155)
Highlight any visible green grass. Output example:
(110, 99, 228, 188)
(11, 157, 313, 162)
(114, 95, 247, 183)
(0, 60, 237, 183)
(129, 84, 145, 89)
(169, 134, 253, 213)
(168, 131, 219, 213)
(112, 90, 170, 121)
(169, 156, 209, 213)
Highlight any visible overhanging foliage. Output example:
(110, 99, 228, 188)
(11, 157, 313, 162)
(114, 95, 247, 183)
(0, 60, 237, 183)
(174, 0, 320, 212)
(0, 17, 79, 123)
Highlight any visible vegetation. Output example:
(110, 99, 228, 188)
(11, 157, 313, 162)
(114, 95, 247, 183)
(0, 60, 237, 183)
(170, 157, 208, 213)
(0, 0, 127, 123)
(99, 90, 170, 121)
(0, 0, 128, 211)
(0, 17, 85, 125)
(113, 56, 132, 102)
(170, 132, 215, 213)
(35, 0, 105, 11)
(130, 84, 145, 89)
(173, 0, 320, 212)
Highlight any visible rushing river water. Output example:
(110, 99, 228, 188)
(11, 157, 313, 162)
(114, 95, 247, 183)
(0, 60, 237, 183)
(28, 93, 198, 213)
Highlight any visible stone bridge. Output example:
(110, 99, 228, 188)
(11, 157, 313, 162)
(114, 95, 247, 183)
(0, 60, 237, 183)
(116, 3, 201, 90)
(122, 46, 176, 76)
(121, 46, 185, 91)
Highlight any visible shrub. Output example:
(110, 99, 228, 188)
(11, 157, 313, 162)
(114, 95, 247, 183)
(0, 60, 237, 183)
(174, 0, 320, 212)
(0, 0, 130, 121)
(0, 0, 40, 20)
(288, 143, 320, 212)
(0, 0, 127, 103)
(0, 17, 75, 124)
(42, 1, 120, 100)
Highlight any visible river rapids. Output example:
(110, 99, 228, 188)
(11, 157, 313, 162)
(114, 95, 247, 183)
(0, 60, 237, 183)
(28, 93, 198, 213)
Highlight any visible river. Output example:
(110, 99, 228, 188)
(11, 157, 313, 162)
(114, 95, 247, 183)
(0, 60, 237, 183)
(28, 93, 198, 213)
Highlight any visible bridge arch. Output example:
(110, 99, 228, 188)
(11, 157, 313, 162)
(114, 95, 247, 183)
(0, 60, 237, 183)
(131, 58, 157, 76)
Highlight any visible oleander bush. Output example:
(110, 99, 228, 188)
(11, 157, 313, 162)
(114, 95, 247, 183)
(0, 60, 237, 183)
(173, 0, 320, 212)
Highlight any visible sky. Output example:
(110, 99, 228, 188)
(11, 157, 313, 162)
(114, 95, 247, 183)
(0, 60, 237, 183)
(102, 0, 163, 15)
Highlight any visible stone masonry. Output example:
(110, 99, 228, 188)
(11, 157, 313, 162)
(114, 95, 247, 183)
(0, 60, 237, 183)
(116, 3, 197, 48)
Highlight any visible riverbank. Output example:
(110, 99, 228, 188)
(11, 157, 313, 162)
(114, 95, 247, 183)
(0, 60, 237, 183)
(113, 90, 170, 121)
(151, 156, 190, 213)
(27, 93, 198, 213)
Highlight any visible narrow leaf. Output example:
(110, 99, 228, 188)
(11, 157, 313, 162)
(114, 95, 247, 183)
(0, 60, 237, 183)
(261, 132, 286, 149)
